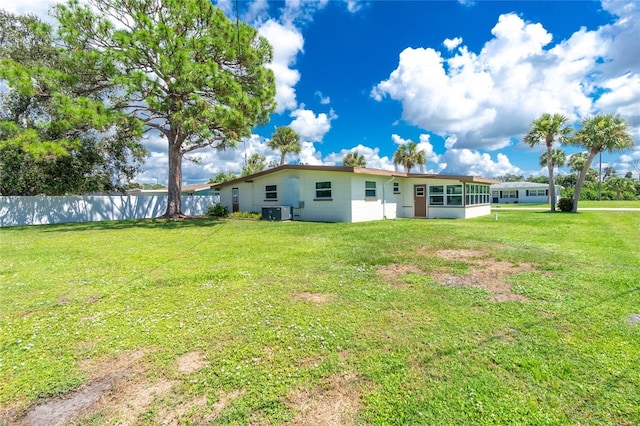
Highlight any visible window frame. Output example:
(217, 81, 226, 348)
(446, 184, 463, 206)
(264, 184, 278, 201)
(365, 180, 377, 198)
(428, 185, 445, 206)
(393, 182, 401, 194)
(315, 181, 332, 200)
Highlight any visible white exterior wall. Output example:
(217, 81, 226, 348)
(426, 207, 465, 219)
(295, 170, 352, 222)
(216, 170, 494, 222)
(219, 170, 353, 222)
(464, 204, 492, 218)
(349, 175, 397, 222)
(0, 195, 219, 227)
(393, 179, 416, 218)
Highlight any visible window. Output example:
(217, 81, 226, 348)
(466, 184, 491, 205)
(393, 182, 400, 194)
(265, 184, 277, 200)
(415, 186, 425, 197)
(530, 189, 548, 197)
(446, 185, 463, 206)
(315, 181, 332, 199)
(429, 185, 444, 205)
(365, 181, 377, 198)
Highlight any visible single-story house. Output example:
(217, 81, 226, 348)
(490, 182, 563, 204)
(126, 184, 217, 196)
(211, 165, 498, 222)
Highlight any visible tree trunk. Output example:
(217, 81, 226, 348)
(280, 152, 286, 166)
(572, 149, 598, 213)
(163, 142, 183, 218)
(546, 144, 556, 212)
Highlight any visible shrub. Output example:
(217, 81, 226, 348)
(228, 211, 261, 220)
(206, 204, 229, 217)
(558, 197, 574, 212)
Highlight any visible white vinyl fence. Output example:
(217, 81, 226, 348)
(0, 195, 220, 227)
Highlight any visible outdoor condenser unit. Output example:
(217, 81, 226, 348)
(261, 206, 292, 221)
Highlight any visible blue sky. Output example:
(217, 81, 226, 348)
(5, 0, 640, 184)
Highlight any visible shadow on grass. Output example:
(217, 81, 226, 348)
(3, 216, 226, 233)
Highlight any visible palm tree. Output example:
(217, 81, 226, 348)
(524, 113, 572, 211)
(343, 151, 366, 167)
(267, 126, 301, 166)
(568, 152, 588, 173)
(604, 177, 634, 200)
(539, 148, 566, 201)
(539, 148, 566, 169)
(392, 142, 426, 173)
(564, 113, 635, 212)
(241, 153, 266, 176)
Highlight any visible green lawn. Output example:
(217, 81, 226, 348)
(1, 211, 639, 425)
(493, 199, 640, 209)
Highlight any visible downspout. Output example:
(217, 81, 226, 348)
(383, 176, 395, 219)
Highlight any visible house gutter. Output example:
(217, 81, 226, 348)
(382, 176, 395, 219)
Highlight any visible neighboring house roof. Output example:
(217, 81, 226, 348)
(126, 184, 213, 195)
(210, 165, 498, 189)
(182, 184, 215, 193)
(491, 182, 563, 190)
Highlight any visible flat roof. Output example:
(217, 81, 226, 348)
(210, 165, 498, 189)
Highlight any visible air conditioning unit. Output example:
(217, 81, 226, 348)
(261, 206, 292, 221)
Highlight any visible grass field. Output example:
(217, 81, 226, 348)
(1, 211, 639, 425)
(493, 199, 640, 209)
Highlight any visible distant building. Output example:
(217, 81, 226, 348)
(126, 184, 217, 196)
(491, 182, 563, 204)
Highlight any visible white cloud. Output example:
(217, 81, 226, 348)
(1, 0, 56, 20)
(289, 108, 337, 142)
(594, 72, 640, 119)
(214, 0, 233, 17)
(315, 91, 331, 104)
(324, 144, 395, 170)
(281, 0, 330, 26)
(258, 19, 304, 113)
(344, 0, 364, 13)
(242, 0, 270, 23)
(372, 7, 640, 154)
(298, 141, 324, 165)
(439, 150, 522, 177)
(443, 37, 463, 51)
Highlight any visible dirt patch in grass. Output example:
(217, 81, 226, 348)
(18, 375, 119, 426)
(434, 249, 486, 260)
(379, 250, 537, 301)
(290, 291, 336, 304)
(176, 351, 209, 374)
(286, 372, 362, 425)
(377, 264, 424, 287)
(7, 349, 218, 425)
(3, 350, 144, 425)
(432, 257, 533, 301)
(100, 377, 177, 425)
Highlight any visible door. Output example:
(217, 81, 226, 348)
(414, 184, 427, 218)
(232, 187, 239, 213)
